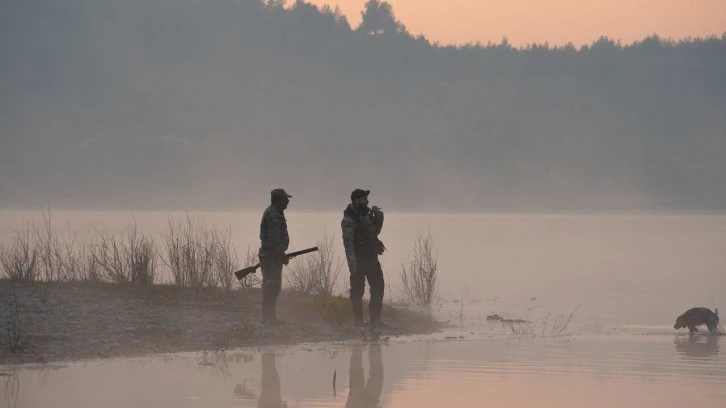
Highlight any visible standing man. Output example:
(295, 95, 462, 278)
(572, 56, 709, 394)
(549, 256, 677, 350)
(259, 188, 292, 326)
(341, 189, 387, 328)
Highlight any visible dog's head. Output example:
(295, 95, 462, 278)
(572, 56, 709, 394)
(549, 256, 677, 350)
(674, 314, 687, 329)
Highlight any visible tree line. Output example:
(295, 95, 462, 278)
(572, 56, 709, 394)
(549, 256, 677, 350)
(1, 0, 724, 212)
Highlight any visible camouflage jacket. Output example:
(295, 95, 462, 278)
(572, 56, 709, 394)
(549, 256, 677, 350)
(259, 204, 289, 260)
(341, 204, 384, 267)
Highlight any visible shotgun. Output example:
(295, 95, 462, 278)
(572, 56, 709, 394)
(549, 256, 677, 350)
(234, 246, 319, 281)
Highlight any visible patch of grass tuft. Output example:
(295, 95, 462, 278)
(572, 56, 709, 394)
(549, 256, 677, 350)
(309, 295, 355, 325)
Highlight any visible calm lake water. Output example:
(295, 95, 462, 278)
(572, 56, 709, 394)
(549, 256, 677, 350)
(2, 330, 725, 408)
(1, 211, 726, 407)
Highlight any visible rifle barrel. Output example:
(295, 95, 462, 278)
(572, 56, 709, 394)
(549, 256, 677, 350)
(233, 246, 319, 280)
(288, 246, 319, 258)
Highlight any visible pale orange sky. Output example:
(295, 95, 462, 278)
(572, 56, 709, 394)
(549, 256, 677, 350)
(307, 0, 726, 46)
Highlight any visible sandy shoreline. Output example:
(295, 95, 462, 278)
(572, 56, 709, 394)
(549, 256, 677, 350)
(0, 280, 441, 365)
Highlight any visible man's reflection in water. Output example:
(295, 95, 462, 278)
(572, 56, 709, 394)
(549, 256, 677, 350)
(674, 334, 720, 358)
(258, 353, 287, 408)
(3, 371, 19, 408)
(346, 343, 384, 408)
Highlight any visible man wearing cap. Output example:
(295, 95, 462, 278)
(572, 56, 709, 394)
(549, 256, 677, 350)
(341, 189, 387, 328)
(258, 188, 292, 326)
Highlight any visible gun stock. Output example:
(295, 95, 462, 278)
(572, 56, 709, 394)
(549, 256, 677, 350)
(234, 246, 319, 281)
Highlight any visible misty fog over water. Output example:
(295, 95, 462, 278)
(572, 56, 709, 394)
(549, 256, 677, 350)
(1, 0, 725, 213)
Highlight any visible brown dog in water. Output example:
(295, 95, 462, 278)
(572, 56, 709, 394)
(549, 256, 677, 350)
(674, 307, 720, 333)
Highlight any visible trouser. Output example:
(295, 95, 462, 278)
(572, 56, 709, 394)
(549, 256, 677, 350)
(350, 250, 385, 322)
(260, 257, 283, 322)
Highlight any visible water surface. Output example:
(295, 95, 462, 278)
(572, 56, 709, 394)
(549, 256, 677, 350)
(2, 329, 724, 407)
(2, 211, 725, 407)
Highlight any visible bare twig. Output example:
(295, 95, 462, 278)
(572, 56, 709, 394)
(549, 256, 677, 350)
(0, 220, 38, 281)
(213, 225, 238, 291)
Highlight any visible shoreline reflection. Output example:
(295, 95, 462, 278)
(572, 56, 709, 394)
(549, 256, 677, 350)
(347, 343, 384, 408)
(674, 334, 720, 358)
(258, 353, 287, 408)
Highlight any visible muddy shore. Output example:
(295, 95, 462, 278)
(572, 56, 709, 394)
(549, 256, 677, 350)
(0, 280, 441, 365)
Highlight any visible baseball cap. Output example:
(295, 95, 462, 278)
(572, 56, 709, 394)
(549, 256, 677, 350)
(350, 189, 370, 201)
(271, 188, 292, 200)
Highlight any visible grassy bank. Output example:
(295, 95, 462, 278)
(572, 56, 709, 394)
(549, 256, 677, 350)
(0, 279, 440, 365)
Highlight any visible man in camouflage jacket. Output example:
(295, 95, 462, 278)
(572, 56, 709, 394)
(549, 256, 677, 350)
(342, 189, 387, 327)
(259, 188, 292, 325)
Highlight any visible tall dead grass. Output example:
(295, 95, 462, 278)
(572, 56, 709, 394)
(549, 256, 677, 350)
(0, 209, 95, 282)
(91, 222, 157, 285)
(286, 231, 340, 297)
(0, 220, 38, 281)
(0, 210, 239, 290)
(0, 210, 397, 299)
(400, 229, 438, 307)
(161, 215, 239, 292)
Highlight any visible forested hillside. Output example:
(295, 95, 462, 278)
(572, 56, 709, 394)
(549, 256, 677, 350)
(1, 0, 724, 212)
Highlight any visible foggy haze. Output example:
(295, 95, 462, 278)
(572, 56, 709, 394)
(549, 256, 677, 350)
(1, 0, 725, 213)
